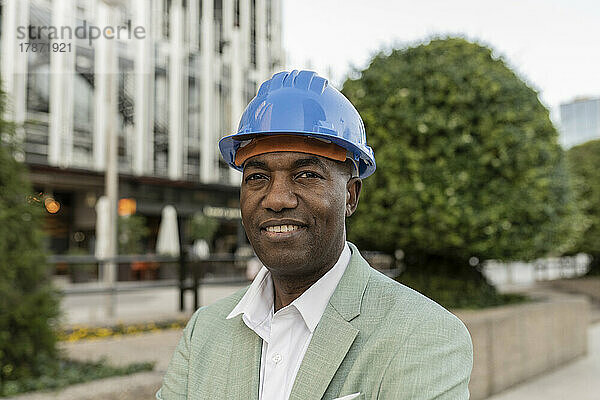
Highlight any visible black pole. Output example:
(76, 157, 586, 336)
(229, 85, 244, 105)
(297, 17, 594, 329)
(177, 214, 186, 312)
(179, 250, 186, 312)
(193, 259, 199, 310)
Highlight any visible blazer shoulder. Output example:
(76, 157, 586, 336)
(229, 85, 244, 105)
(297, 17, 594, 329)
(375, 275, 473, 399)
(362, 268, 469, 338)
(187, 285, 249, 328)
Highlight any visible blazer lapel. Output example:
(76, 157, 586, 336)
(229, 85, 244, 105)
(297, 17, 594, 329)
(288, 242, 371, 400)
(226, 315, 262, 400)
(288, 305, 359, 400)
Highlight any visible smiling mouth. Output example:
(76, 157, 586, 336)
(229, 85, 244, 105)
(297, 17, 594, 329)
(260, 223, 307, 240)
(264, 224, 301, 233)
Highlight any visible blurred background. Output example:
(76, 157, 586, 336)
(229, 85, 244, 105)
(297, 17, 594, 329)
(0, 0, 599, 399)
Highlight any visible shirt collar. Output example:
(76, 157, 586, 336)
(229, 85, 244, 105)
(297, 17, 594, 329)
(226, 242, 352, 334)
(226, 263, 274, 340)
(290, 243, 351, 332)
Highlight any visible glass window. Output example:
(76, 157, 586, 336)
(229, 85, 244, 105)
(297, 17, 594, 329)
(266, 0, 271, 41)
(76, 0, 88, 15)
(234, 0, 240, 27)
(117, 60, 135, 171)
(188, 76, 200, 142)
(250, 0, 256, 67)
(198, 0, 203, 47)
(27, 55, 50, 114)
(154, 68, 169, 176)
(186, 150, 200, 180)
(73, 74, 93, 129)
(245, 79, 256, 104)
(162, 0, 171, 39)
(214, 0, 223, 54)
(73, 51, 94, 131)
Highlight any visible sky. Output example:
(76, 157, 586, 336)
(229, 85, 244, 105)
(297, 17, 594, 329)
(282, 0, 600, 122)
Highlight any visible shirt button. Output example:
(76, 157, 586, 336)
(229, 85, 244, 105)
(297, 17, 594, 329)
(272, 353, 283, 364)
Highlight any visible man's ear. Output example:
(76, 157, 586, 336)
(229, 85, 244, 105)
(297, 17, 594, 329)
(345, 177, 362, 217)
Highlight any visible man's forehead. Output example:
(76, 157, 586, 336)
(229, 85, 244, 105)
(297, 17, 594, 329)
(242, 152, 331, 171)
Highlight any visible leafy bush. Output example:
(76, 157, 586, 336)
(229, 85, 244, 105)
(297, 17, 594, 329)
(188, 212, 219, 242)
(566, 139, 600, 275)
(0, 85, 61, 388)
(400, 272, 527, 309)
(0, 358, 154, 397)
(342, 38, 584, 305)
(118, 214, 149, 254)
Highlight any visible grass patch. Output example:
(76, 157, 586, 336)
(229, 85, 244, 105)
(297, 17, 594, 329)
(0, 358, 154, 397)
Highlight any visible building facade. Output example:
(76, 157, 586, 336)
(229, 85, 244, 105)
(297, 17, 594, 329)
(559, 97, 600, 148)
(0, 0, 283, 256)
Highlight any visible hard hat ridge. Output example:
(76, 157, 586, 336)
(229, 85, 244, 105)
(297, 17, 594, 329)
(258, 70, 329, 94)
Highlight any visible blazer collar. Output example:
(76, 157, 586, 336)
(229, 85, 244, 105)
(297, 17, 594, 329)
(328, 241, 371, 322)
(288, 241, 372, 400)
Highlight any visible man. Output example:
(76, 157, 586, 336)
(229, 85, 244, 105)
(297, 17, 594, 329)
(157, 70, 473, 400)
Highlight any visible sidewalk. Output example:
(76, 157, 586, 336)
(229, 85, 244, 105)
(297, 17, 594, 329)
(487, 322, 600, 400)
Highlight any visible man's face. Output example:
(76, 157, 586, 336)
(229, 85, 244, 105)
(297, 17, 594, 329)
(240, 151, 361, 279)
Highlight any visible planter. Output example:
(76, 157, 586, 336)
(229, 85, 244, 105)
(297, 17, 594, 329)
(455, 294, 589, 399)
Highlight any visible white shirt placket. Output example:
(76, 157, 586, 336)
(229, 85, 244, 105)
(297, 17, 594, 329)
(262, 310, 294, 399)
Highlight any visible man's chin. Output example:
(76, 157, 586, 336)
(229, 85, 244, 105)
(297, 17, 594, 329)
(255, 250, 312, 276)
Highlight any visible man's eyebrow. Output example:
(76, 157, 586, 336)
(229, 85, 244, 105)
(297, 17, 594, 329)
(292, 156, 327, 170)
(243, 160, 268, 171)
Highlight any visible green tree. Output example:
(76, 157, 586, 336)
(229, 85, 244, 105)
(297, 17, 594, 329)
(566, 139, 600, 275)
(188, 213, 219, 243)
(118, 214, 149, 254)
(342, 38, 584, 307)
(0, 87, 61, 389)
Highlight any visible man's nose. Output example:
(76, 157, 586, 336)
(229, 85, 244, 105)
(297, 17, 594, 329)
(261, 174, 298, 212)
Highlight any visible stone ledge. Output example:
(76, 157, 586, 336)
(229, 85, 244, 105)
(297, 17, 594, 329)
(545, 277, 600, 304)
(455, 294, 590, 400)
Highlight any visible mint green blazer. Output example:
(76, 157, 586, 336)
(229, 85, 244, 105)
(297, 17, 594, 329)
(157, 243, 473, 399)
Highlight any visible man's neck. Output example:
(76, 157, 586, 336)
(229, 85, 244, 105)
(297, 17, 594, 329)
(270, 241, 346, 312)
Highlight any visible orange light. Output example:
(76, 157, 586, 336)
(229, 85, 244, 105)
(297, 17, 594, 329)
(44, 198, 60, 214)
(118, 198, 136, 216)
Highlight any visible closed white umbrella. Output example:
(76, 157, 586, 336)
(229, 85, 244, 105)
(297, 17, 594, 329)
(156, 205, 180, 256)
(95, 196, 110, 259)
(192, 239, 210, 260)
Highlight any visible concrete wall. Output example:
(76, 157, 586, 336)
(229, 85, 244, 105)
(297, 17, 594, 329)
(455, 295, 589, 400)
(547, 278, 600, 303)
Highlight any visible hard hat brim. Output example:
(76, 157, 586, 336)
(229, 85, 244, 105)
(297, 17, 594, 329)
(219, 131, 376, 179)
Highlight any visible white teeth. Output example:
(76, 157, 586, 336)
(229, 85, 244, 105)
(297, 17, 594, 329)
(266, 225, 300, 233)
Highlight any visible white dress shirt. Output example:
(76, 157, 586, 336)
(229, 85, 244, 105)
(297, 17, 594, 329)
(226, 242, 352, 400)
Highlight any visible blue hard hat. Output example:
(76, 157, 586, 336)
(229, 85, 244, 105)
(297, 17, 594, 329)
(218, 70, 376, 178)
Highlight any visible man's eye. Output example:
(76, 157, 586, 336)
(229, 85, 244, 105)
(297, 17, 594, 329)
(297, 171, 322, 179)
(245, 173, 267, 182)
